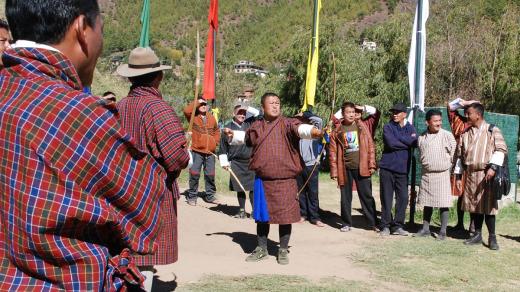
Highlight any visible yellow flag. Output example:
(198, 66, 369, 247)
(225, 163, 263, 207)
(302, 0, 321, 111)
(211, 107, 220, 123)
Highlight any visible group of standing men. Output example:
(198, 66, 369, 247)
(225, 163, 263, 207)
(327, 98, 507, 252)
(0, 1, 510, 291)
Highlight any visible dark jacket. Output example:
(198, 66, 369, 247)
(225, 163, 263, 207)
(379, 120, 417, 174)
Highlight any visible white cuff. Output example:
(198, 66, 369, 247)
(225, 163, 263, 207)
(298, 124, 315, 140)
(364, 105, 377, 115)
(219, 154, 230, 167)
(230, 130, 246, 145)
(449, 98, 463, 111)
(246, 106, 260, 118)
(489, 151, 505, 166)
(334, 109, 342, 120)
(454, 158, 463, 174)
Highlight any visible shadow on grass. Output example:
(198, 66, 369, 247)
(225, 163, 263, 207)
(206, 232, 279, 256)
(500, 234, 520, 243)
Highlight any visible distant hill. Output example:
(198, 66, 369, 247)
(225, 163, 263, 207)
(102, 0, 386, 68)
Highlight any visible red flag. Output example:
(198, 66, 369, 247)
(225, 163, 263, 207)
(203, 0, 218, 100)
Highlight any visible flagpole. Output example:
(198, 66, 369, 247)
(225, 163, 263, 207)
(311, 0, 318, 59)
(409, 0, 424, 225)
(188, 30, 201, 147)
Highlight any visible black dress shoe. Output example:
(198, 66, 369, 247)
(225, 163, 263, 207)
(463, 231, 482, 245)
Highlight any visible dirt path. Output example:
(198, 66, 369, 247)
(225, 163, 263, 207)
(153, 176, 399, 290)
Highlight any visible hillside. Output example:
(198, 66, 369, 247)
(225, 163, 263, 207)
(1, 0, 518, 126)
(102, 0, 383, 68)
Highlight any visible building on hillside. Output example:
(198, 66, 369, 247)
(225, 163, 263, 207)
(361, 39, 377, 51)
(233, 60, 269, 78)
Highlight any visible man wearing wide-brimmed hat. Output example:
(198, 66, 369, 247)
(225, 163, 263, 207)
(117, 47, 190, 292)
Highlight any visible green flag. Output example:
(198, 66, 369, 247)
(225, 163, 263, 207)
(140, 0, 150, 47)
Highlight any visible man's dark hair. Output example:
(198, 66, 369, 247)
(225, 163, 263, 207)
(102, 91, 115, 97)
(128, 71, 162, 87)
(6, 0, 100, 45)
(425, 109, 442, 121)
(465, 102, 485, 117)
(261, 92, 279, 106)
(0, 19, 9, 31)
(341, 101, 356, 112)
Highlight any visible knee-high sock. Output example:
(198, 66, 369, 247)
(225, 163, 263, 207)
(422, 206, 433, 231)
(473, 213, 484, 232)
(440, 208, 449, 234)
(237, 191, 246, 210)
(485, 215, 496, 235)
(257, 222, 270, 249)
(279, 224, 292, 249)
(457, 196, 464, 226)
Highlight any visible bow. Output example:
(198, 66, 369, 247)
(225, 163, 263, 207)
(297, 52, 337, 196)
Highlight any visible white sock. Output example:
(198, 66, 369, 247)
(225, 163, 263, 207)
(141, 270, 154, 292)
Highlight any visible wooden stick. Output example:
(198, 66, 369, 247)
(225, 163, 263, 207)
(187, 30, 201, 149)
(210, 153, 247, 194)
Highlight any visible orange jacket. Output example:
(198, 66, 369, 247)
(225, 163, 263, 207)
(183, 101, 220, 154)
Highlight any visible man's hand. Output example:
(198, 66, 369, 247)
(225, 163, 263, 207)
(456, 179, 463, 192)
(223, 128, 234, 139)
(311, 127, 325, 139)
(369, 169, 376, 175)
(485, 168, 496, 182)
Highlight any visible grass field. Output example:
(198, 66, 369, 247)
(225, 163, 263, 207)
(351, 204, 520, 291)
(178, 165, 520, 291)
(179, 275, 371, 292)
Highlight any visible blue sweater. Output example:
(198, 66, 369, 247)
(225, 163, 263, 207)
(379, 120, 418, 174)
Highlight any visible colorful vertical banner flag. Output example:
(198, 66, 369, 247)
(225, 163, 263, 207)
(302, 0, 321, 111)
(203, 0, 218, 100)
(139, 0, 151, 47)
(407, 0, 429, 113)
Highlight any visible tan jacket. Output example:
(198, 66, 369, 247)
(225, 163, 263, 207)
(329, 120, 376, 186)
(183, 101, 220, 154)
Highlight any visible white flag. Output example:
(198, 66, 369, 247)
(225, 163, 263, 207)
(408, 0, 429, 115)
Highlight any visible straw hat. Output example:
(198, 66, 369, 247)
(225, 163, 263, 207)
(117, 47, 172, 77)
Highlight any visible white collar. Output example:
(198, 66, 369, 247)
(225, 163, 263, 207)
(11, 40, 61, 53)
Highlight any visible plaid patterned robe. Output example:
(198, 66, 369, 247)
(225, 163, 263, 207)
(247, 116, 302, 224)
(117, 86, 189, 265)
(457, 122, 508, 214)
(0, 48, 167, 291)
(417, 129, 457, 207)
(448, 105, 471, 196)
